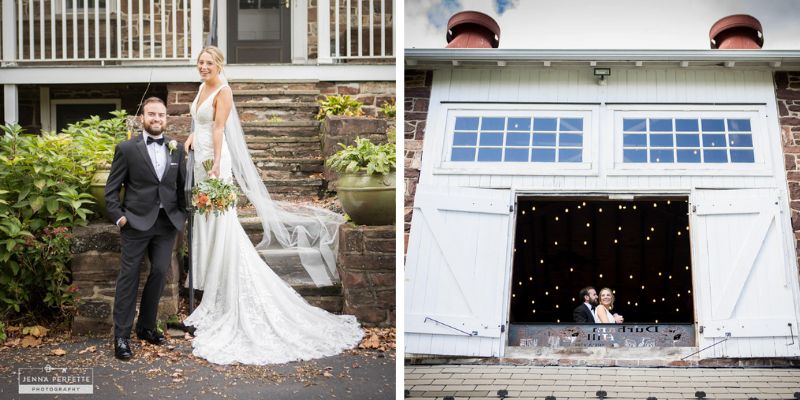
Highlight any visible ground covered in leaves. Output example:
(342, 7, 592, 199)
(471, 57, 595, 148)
(0, 324, 396, 400)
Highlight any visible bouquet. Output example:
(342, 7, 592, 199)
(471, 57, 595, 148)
(192, 160, 240, 215)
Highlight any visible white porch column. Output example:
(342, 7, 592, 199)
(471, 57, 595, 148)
(190, 0, 204, 61)
(4, 85, 19, 125)
(316, 0, 332, 64)
(2, 0, 17, 65)
(291, 0, 309, 64)
(40, 87, 51, 132)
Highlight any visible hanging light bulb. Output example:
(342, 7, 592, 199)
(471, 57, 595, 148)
(522, 210, 526, 215)
(582, 202, 586, 206)
(629, 275, 633, 279)
(685, 266, 689, 270)
(676, 308, 679, 312)
(532, 206, 536, 211)
(653, 203, 658, 208)
(614, 239, 618, 244)
(555, 216, 559, 221)
(669, 275, 672, 279)
(677, 293, 680, 297)
(523, 239, 527, 243)
(519, 281, 522, 286)
(569, 267, 574, 272)
(646, 236, 651, 241)
(583, 241, 588, 245)
(557, 319, 561, 323)
(658, 272, 662, 276)
(632, 205, 637, 210)
(540, 259, 544, 264)
(599, 274, 603, 278)
(529, 276, 533, 281)
(532, 309, 536, 313)
(635, 302, 638, 306)
(618, 226, 622, 231)
(531, 300, 535, 304)
(599, 207, 603, 213)
(586, 222, 591, 228)
(652, 299, 656, 303)
(677, 231, 682, 236)
(667, 200, 671, 204)
(641, 285, 645, 289)
(618, 205, 623, 210)
(650, 227, 655, 232)
(554, 241, 558, 246)
(555, 304, 559, 309)
(512, 294, 516, 297)
(655, 319, 659, 323)
(571, 298, 575, 302)
(688, 289, 691, 294)
(545, 291, 549, 295)
(661, 297, 665, 302)
(627, 301, 631, 305)
(555, 285, 559, 290)
(565, 208, 569, 213)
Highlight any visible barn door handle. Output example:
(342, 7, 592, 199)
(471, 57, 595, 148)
(789, 323, 796, 346)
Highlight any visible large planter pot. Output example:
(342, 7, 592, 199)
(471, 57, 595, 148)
(337, 172, 395, 226)
(89, 167, 123, 222)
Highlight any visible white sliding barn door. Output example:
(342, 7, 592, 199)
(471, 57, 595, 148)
(691, 189, 800, 357)
(405, 185, 513, 357)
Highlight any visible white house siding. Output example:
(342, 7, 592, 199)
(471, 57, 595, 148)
(406, 66, 800, 358)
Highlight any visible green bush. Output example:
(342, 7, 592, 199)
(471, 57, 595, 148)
(379, 98, 396, 118)
(316, 95, 364, 120)
(0, 112, 127, 318)
(325, 137, 396, 176)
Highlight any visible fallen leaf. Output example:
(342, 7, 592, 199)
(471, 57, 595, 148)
(50, 348, 66, 356)
(323, 371, 333, 377)
(78, 346, 96, 354)
(22, 325, 49, 338)
(21, 336, 42, 348)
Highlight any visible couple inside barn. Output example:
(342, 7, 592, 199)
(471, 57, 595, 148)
(572, 286, 625, 324)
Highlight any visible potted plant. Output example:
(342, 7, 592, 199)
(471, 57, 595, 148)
(325, 137, 395, 226)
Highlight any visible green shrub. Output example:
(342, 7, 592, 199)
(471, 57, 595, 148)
(316, 95, 364, 120)
(379, 98, 396, 118)
(325, 137, 396, 176)
(0, 112, 127, 318)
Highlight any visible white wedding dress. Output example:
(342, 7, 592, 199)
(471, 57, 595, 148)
(183, 83, 363, 365)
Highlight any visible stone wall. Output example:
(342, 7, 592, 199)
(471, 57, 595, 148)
(337, 224, 395, 327)
(70, 224, 180, 335)
(776, 71, 800, 278)
(404, 69, 432, 245)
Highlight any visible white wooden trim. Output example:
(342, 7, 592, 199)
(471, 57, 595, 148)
(218, 0, 227, 57)
(39, 86, 50, 131)
(49, 98, 122, 131)
(2, 0, 15, 65)
(189, 0, 203, 61)
(0, 64, 395, 84)
(316, 0, 331, 64)
(291, 0, 308, 64)
(3, 84, 19, 124)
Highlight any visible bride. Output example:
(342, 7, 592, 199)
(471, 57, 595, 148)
(181, 46, 363, 365)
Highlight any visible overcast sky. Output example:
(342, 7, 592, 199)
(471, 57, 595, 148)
(405, 0, 800, 50)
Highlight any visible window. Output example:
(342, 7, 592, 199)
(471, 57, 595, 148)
(450, 116, 585, 163)
(50, 99, 121, 132)
(622, 117, 755, 164)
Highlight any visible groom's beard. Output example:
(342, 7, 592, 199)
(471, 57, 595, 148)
(143, 125, 164, 136)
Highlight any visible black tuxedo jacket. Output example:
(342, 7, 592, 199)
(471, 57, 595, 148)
(573, 303, 594, 323)
(105, 134, 187, 231)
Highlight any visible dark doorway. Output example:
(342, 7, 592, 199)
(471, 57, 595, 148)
(509, 197, 694, 324)
(227, 0, 291, 63)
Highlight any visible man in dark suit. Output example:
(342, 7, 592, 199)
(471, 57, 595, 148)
(572, 286, 598, 323)
(105, 97, 186, 360)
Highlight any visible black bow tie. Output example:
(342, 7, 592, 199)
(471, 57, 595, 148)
(146, 137, 164, 146)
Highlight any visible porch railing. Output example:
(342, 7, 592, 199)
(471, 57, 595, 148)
(317, 0, 394, 63)
(0, 0, 203, 63)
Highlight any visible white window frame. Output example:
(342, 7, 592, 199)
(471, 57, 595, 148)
(50, 98, 122, 132)
(434, 104, 599, 176)
(608, 105, 772, 176)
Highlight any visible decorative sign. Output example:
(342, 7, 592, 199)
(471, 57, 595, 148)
(508, 324, 695, 348)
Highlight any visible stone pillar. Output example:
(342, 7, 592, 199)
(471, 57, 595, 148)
(404, 70, 432, 249)
(776, 71, 800, 277)
(70, 224, 181, 335)
(336, 224, 395, 327)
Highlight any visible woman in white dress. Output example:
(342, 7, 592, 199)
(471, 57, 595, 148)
(595, 287, 623, 324)
(181, 46, 363, 365)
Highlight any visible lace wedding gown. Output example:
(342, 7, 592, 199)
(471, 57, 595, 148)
(183, 84, 363, 365)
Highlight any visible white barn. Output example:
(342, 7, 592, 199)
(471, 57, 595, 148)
(405, 42, 800, 359)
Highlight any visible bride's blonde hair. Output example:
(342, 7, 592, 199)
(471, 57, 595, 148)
(599, 287, 615, 311)
(198, 46, 225, 72)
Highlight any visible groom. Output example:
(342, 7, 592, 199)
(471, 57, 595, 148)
(105, 97, 186, 360)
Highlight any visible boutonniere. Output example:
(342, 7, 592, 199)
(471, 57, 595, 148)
(168, 140, 178, 155)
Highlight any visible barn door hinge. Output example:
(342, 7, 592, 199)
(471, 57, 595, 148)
(424, 317, 476, 336)
(692, 204, 697, 213)
(500, 324, 505, 333)
(509, 204, 515, 213)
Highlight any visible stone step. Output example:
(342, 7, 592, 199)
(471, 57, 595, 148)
(241, 120, 320, 128)
(253, 158, 324, 172)
(233, 89, 321, 97)
(243, 126, 320, 138)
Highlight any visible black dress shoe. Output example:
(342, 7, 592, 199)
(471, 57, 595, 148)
(114, 337, 132, 360)
(136, 327, 167, 345)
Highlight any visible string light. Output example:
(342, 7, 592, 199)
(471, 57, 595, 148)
(614, 239, 618, 244)
(635, 302, 638, 306)
(653, 299, 656, 303)
(586, 222, 591, 227)
(555, 216, 559, 221)
(599, 274, 603, 278)
(540, 259, 544, 264)
(555, 286, 559, 290)
(521, 210, 526, 215)
(655, 319, 659, 323)
(677, 231, 682, 236)
(555, 304, 559, 309)
(653, 203, 658, 208)
(618, 205, 623, 210)
(629, 275, 633, 279)
(531, 300, 535, 304)
(523, 239, 527, 243)
(532, 309, 536, 313)
(569, 267, 574, 272)
(529, 277, 533, 281)
(667, 200, 671, 204)
(618, 226, 622, 231)
(685, 266, 689, 270)
(646, 236, 650, 241)
(599, 207, 603, 213)
(677, 293, 680, 297)
(641, 285, 645, 289)
(661, 297, 665, 302)
(676, 308, 679, 312)
(658, 272, 662, 276)
(583, 241, 588, 245)
(669, 275, 672, 279)
(545, 291, 549, 295)
(582, 202, 586, 206)
(532, 206, 536, 211)
(632, 205, 637, 210)
(650, 227, 655, 232)
(564, 208, 569, 213)
(554, 241, 558, 246)
(687, 290, 691, 294)
(557, 319, 561, 323)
